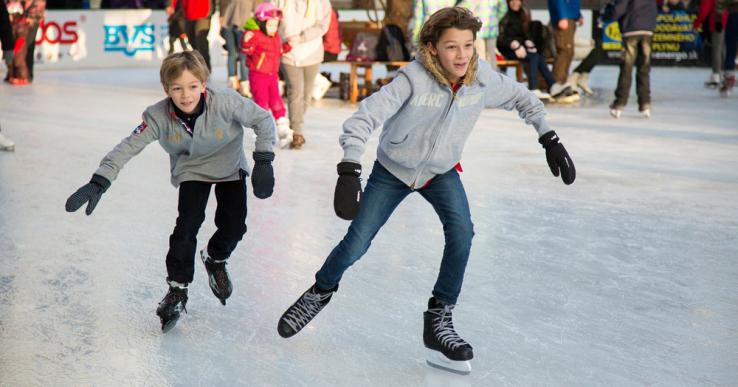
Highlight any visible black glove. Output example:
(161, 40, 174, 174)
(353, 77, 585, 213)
(539, 131, 576, 185)
(334, 161, 362, 220)
(65, 174, 111, 215)
(251, 151, 275, 199)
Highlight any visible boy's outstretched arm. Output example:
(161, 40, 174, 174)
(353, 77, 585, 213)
(484, 68, 576, 185)
(233, 94, 277, 199)
(66, 113, 160, 215)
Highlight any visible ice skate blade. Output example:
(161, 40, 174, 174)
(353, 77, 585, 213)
(0, 145, 14, 152)
(425, 349, 471, 375)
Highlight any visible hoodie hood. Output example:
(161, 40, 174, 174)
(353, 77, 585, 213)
(417, 44, 479, 88)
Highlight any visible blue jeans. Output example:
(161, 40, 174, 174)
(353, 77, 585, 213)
(315, 161, 475, 305)
(524, 52, 556, 91)
(221, 26, 248, 80)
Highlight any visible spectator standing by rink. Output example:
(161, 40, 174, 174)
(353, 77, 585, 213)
(409, 0, 457, 45)
(219, 0, 257, 97)
(0, 4, 16, 151)
(174, 0, 213, 70)
(323, 7, 340, 62)
(547, 0, 582, 101)
(466, 0, 508, 68)
(6, 0, 45, 85)
(694, 0, 728, 88)
(602, 0, 657, 118)
(274, 0, 331, 149)
(64, 51, 277, 333)
(717, 0, 738, 96)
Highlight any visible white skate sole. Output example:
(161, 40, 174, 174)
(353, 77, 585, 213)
(425, 349, 472, 375)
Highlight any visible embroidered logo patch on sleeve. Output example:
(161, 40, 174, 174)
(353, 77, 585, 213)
(133, 121, 148, 134)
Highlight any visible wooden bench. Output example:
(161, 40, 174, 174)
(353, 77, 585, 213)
(328, 60, 411, 104)
(497, 57, 555, 83)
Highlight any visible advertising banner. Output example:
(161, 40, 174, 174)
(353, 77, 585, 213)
(33, 10, 225, 69)
(599, 8, 703, 66)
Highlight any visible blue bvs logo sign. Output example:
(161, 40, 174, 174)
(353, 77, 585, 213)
(103, 24, 155, 56)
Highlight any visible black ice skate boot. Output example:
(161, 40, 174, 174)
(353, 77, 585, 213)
(200, 249, 232, 305)
(156, 282, 188, 333)
(423, 297, 474, 375)
(277, 283, 337, 338)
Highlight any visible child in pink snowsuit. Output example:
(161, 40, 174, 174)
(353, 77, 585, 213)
(241, 3, 293, 146)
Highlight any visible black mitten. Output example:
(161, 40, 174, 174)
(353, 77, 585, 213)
(251, 151, 275, 199)
(65, 174, 111, 215)
(539, 131, 576, 185)
(334, 162, 362, 220)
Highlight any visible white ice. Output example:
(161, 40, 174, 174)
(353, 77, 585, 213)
(1, 64, 737, 386)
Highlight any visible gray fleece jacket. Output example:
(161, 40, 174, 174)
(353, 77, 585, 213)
(95, 87, 276, 187)
(340, 46, 552, 188)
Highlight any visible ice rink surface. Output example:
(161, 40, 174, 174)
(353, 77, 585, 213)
(1, 64, 737, 386)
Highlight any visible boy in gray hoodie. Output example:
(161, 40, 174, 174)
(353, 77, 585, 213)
(276, 7, 575, 374)
(65, 51, 277, 333)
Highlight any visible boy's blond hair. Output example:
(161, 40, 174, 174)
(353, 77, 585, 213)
(160, 51, 210, 90)
(419, 7, 482, 47)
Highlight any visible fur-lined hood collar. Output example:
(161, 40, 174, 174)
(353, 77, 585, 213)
(416, 44, 479, 88)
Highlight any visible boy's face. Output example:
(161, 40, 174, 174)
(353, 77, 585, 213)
(165, 69, 206, 114)
(428, 28, 475, 84)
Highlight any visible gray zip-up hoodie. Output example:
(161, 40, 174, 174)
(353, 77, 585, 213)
(340, 46, 552, 188)
(95, 87, 276, 187)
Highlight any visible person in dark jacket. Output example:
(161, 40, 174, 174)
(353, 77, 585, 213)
(603, 0, 658, 118)
(173, 0, 213, 70)
(498, 0, 556, 100)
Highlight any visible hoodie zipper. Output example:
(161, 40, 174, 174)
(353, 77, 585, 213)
(410, 86, 458, 189)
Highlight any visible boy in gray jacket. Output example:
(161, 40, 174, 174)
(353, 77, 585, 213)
(276, 7, 575, 375)
(65, 51, 277, 333)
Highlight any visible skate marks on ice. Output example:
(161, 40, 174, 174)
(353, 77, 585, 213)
(423, 364, 472, 387)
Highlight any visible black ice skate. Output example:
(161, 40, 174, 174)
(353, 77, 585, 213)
(277, 284, 337, 338)
(156, 284, 188, 333)
(423, 297, 473, 375)
(200, 249, 232, 305)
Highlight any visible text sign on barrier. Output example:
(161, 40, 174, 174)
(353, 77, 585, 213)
(103, 24, 156, 56)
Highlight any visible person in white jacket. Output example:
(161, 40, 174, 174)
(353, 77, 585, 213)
(275, 0, 331, 149)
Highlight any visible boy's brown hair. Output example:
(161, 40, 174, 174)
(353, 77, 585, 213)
(419, 7, 482, 47)
(160, 51, 210, 90)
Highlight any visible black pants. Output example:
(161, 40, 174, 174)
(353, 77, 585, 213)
(613, 35, 652, 109)
(166, 178, 247, 284)
(185, 17, 211, 71)
(573, 44, 602, 74)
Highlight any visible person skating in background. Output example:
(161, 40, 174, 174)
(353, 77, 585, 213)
(64, 51, 277, 333)
(241, 2, 293, 147)
(0, 3, 15, 151)
(6, 0, 44, 85)
(165, 0, 189, 55)
(276, 7, 575, 375)
(498, 0, 557, 100)
(219, 0, 257, 97)
(602, 0, 657, 118)
(694, 0, 729, 88)
(717, 0, 738, 96)
(173, 0, 213, 70)
(547, 0, 582, 102)
(274, 0, 332, 149)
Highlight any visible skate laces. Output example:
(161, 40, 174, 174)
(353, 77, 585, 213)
(284, 288, 332, 332)
(429, 304, 468, 350)
(161, 288, 188, 311)
(205, 258, 230, 287)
